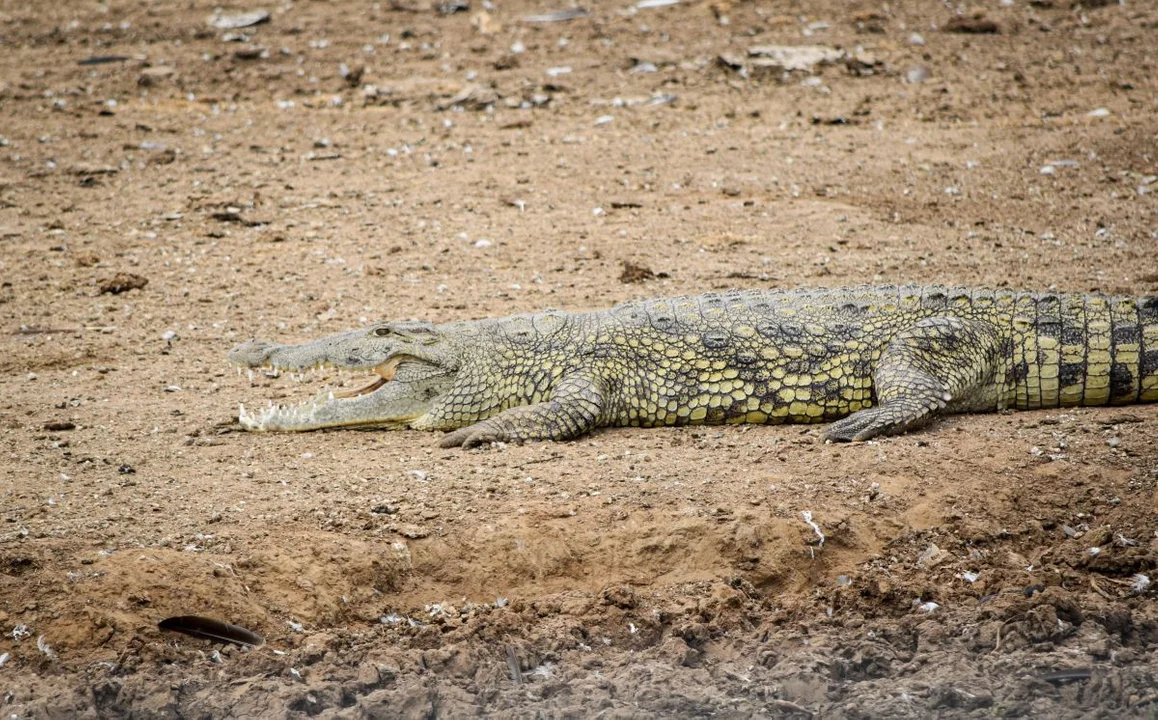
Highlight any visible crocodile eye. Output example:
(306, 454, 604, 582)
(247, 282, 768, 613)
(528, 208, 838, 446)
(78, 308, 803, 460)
(374, 327, 391, 337)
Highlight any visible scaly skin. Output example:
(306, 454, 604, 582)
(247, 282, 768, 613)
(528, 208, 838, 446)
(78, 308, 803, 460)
(228, 286, 1158, 447)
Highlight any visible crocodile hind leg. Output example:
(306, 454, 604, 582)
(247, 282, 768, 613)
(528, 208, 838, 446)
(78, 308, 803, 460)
(825, 316, 1002, 442)
(439, 373, 607, 448)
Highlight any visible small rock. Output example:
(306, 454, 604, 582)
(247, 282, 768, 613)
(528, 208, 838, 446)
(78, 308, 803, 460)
(137, 66, 176, 86)
(435, 84, 498, 111)
(438, 1, 470, 14)
(602, 585, 638, 609)
(99, 273, 148, 295)
(620, 261, 655, 284)
(339, 63, 365, 87)
(917, 543, 947, 568)
(233, 45, 266, 61)
(745, 44, 843, 73)
(472, 10, 500, 34)
(1087, 107, 1111, 118)
(906, 66, 930, 84)
(209, 10, 270, 30)
(355, 662, 381, 688)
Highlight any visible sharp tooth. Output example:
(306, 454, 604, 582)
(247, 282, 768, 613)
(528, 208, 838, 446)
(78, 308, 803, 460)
(328, 392, 335, 401)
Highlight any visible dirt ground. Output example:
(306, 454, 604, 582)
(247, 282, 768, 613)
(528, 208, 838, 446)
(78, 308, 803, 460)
(1, 0, 1156, 717)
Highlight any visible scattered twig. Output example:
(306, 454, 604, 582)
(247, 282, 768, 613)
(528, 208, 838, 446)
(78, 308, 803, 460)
(801, 511, 825, 547)
(1089, 577, 1114, 600)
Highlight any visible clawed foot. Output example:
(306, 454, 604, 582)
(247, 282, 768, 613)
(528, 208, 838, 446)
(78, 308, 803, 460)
(439, 422, 509, 449)
(825, 409, 893, 442)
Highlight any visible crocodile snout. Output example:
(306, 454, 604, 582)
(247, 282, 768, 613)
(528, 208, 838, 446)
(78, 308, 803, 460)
(227, 339, 280, 368)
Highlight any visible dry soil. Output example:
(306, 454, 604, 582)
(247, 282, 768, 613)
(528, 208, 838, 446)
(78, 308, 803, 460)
(1, 0, 1157, 717)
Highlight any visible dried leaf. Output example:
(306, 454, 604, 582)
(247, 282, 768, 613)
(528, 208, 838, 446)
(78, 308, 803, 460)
(158, 616, 265, 647)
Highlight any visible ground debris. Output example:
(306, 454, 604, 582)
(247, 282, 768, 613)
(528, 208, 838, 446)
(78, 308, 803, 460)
(943, 16, 1000, 34)
(619, 261, 656, 284)
(158, 616, 265, 647)
(98, 273, 148, 295)
(523, 8, 589, 23)
(209, 11, 270, 30)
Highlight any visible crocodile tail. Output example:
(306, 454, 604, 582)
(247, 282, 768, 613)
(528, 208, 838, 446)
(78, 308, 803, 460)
(1140, 296, 1158, 403)
(1056, 293, 1158, 407)
(1013, 292, 1158, 409)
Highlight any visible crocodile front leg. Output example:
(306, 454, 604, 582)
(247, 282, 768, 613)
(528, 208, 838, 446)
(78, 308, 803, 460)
(439, 372, 607, 448)
(826, 316, 1003, 441)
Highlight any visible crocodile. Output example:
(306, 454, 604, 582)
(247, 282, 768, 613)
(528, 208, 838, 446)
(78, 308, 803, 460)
(228, 285, 1158, 447)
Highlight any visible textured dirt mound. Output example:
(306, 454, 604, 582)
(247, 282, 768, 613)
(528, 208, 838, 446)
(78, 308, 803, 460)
(1, 0, 1156, 716)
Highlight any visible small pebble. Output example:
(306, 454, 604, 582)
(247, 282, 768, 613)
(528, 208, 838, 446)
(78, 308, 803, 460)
(906, 66, 930, 84)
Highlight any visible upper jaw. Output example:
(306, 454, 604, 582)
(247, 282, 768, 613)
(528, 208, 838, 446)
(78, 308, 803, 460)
(227, 337, 389, 373)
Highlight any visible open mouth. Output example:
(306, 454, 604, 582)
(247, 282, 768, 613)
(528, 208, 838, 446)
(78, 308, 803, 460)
(241, 356, 405, 399)
(235, 357, 412, 431)
(326, 356, 404, 398)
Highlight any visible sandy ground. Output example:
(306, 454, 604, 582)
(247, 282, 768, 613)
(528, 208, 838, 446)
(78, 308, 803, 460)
(1, 0, 1157, 717)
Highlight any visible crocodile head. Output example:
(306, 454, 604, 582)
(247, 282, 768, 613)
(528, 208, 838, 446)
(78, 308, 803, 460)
(227, 320, 460, 431)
